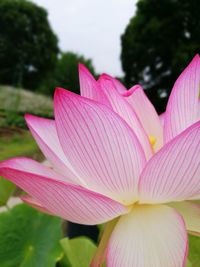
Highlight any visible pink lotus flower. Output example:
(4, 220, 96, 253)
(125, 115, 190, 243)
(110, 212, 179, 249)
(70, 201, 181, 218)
(0, 55, 200, 267)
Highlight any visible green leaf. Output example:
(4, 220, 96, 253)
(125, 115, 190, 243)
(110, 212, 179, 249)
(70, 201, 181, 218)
(188, 235, 200, 266)
(0, 177, 15, 206)
(186, 259, 192, 267)
(60, 237, 97, 267)
(0, 203, 63, 267)
(91, 218, 118, 267)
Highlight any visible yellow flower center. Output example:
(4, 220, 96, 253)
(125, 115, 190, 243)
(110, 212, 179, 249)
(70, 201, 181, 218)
(149, 135, 156, 147)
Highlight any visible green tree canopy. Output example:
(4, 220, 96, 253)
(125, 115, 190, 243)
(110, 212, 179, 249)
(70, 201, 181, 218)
(0, 0, 59, 90)
(121, 0, 200, 113)
(39, 52, 96, 96)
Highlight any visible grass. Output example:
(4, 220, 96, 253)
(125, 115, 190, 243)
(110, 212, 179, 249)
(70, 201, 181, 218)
(0, 128, 43, 161)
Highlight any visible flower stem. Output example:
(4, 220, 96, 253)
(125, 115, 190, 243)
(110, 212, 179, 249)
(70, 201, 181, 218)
(90, 217, 119, 267)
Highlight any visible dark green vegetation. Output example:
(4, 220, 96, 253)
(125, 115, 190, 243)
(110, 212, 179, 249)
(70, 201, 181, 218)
(189, 235, 200, 267)
(121, 0, 200, 113)
(60, 237, 97, 267)
(0, 0, 59, 90)
(0, 203, 99, 267)
(0, 178, 15, 207)
(0, 86, 52, 160)
(39, 52, 95, 96)
(0, 0, 95, 95)
(0, 85, 53, 128)
(0, 204, 62, 267)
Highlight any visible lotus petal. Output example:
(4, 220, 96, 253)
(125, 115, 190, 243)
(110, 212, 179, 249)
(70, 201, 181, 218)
(99, 75, 153, 159)
(164, 54, 200, 143)
(139, 121, 200, 203)
(0, 158, 128, 225)
(54, 88, 146, 204)
(107, 205, 188, 267)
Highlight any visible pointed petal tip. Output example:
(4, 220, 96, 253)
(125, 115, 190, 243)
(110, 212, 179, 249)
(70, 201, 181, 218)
(0, 157, 18, 167)
(100, 73, 112, 79)
(122, 84, 142, 97)
(24, 113, 41, 125)
(25, 114, 53, 134)
(24, 113, 33, 126)
(185, 53, 200, 68)
(0, 157, 31, 173)
(78, 63, 95, 79)
(55, 87, 84, 103)
(188, 53, 200, 66)
(54, 87, 66, 96)
(24, 113, 32, 120)
(194, 53, 200, 60)
(78, 62, 84, 68)
(97, 74, 112, 85)
(55, 87, 101, 108)
(54, 87, 72, 102)
(185, 54, 200, 68)
(78, 62, 88, 72)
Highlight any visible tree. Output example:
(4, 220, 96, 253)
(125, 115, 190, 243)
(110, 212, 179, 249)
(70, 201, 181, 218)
(39, 52, 96, 96)
(121, 0, 200, 113)
(0, 0, 59, 90)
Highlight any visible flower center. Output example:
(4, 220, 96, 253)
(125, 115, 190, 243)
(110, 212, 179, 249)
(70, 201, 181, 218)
(149, 135, 156, 148)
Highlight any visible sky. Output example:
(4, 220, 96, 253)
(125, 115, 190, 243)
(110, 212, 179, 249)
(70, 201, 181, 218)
(31, 0, 137, 76)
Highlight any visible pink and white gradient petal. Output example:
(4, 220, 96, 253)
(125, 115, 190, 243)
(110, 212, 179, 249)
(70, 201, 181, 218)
(98, 73, 127, 93)
(99, 75, 153, 159)
(159, 112, 165, 127)
(123, 85, 163, 151)
(0, 157, 67, 181)
(25, 114, 82, 185)
(106, 205, 188, 267)
(0, 160, 128, 225)
(169, 201, 200, 236)
(164, 54, 200, 143)
(139, 121, 200, 204)
(54, 88, 146, 204)
(79, 64, 111, 107)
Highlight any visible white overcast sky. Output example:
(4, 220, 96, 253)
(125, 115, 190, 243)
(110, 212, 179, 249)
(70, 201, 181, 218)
(31, 0, 137, 76)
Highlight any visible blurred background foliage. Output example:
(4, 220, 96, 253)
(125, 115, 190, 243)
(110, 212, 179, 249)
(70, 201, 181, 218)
(0, 0, 59, 90)
(39, 52, 95, 96)
(0, 0, 199, 114)
(0, 203, 98, 267)
(121, 0, 200, 113)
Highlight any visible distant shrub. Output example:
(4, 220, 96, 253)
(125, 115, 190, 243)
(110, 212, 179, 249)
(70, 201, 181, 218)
(39, 52, 96, 96)
(4, 112, 26, 128)
(0, 85, 53, 128)
(0, 86, 53, 116)
(0, 0, 59, 90)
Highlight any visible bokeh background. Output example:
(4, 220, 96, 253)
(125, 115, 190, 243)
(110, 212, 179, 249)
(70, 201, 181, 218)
(0, 0, 200, 266)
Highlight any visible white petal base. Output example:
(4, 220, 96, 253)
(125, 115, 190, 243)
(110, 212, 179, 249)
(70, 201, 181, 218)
(107, 204, 188, 267)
